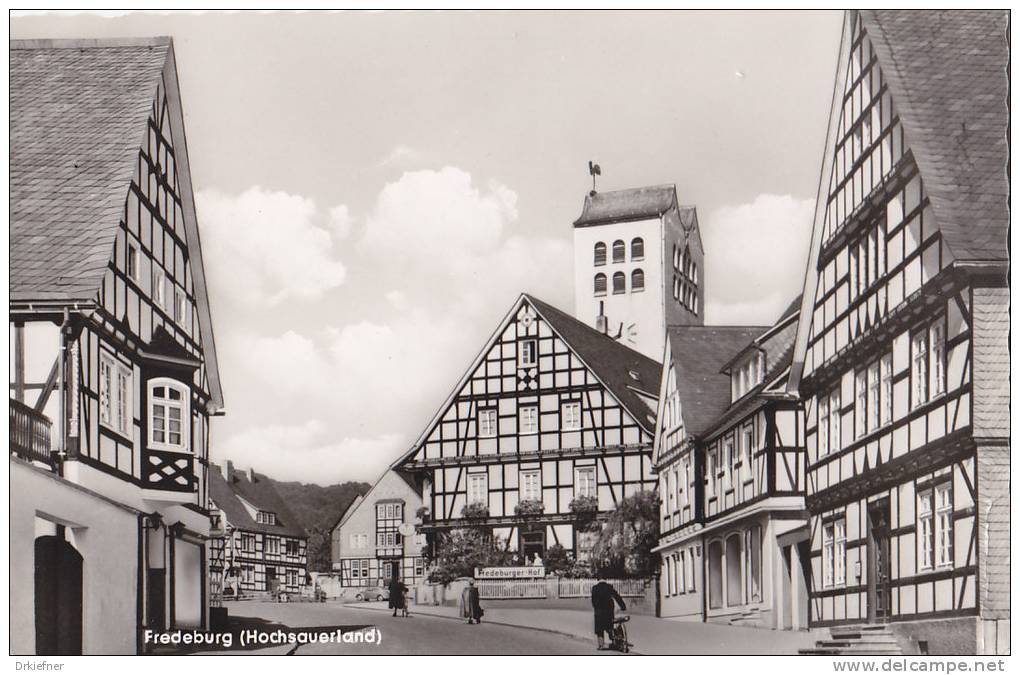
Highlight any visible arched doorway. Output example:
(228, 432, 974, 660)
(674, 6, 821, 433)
(34, 534, 83, 655)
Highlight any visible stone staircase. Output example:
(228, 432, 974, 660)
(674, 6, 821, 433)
(728, 607, 764, 628)
(800, 624, 906, 655)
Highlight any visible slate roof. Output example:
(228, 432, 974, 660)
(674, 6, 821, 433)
(526, 294, 663, 429)
(666, 326, 766, 438)
(861, 10, 1008, 262)
(208, 464, 307, 538)
(10, 38, 172, 301)
(574, 184, 692, 227)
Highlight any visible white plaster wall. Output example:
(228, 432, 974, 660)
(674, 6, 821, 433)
(573, 218, 664, 360)
(11, 459, 139, 655)
(334, 470, 422, 560)
(173, 540, 202, 627)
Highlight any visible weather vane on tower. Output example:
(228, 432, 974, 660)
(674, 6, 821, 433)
(588, 160, 601, 196)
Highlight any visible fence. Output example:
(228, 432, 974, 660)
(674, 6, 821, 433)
(476, 578, 547, 599)
(558, 577, 647, 598)
(10, 399, 53, 467)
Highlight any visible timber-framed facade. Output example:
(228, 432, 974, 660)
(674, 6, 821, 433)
(397, 294, 660, 561)
(10, 37, 224, 654)
(655, 302, 811, 630)
(789, 11, 1008, 654)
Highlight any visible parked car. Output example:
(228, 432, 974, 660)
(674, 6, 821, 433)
(354, 587, 389, 602)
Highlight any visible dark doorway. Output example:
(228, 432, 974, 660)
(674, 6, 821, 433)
(34, 535, 83, 655)
(867, 500, 892, 623)
(265, 567, 277, 594)
(520, 531, 545, 561)
(147, 570, 166, 631)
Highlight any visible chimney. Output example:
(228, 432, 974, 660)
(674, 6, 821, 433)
(223, 460, 234, 482)
(596, 301, 608, 334)
(247, 466, 256, 483)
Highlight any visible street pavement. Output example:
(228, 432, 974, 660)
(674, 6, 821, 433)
(201, 599, 818, 655)
(209, 601, 618, 655)
(350, 600, 819, 655)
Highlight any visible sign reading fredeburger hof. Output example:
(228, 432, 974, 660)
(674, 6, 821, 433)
(474, 566, 545, 579)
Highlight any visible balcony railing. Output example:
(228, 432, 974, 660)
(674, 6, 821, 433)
(10, 398, 54, 467)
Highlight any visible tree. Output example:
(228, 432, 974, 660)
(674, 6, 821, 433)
(304, 524, 333, 573)
(427, 528, 511, 585)
(591, 490, 660, 578)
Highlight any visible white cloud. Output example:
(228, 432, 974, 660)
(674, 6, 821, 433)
(378, 144, 424, 168)
(213, 168, 573, 484)
(213, 420, 403, 486)
(327, 204, 354, 241)
(702, 193, 814, 325)
(196, 186, 348, 307)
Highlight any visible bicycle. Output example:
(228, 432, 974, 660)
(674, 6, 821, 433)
(611, 615, 631, 653)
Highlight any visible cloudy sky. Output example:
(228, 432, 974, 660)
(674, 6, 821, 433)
(13, 10, 842, 485)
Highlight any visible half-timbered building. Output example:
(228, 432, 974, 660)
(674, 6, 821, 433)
(331, 468, 426, 590)
(788, 11, 1009, 654)
(397, 294, 660, 560)
(10, 37, 224, 654)
(209, 463, 308, 597)
(654, 299, 810, 629)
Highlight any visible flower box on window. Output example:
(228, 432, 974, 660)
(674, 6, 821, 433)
(569, 495, 599, 515)
(461, 502, 490, 520)
(514, 499, 545, 518)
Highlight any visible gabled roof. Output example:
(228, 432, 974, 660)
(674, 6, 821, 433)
(398, 293, 663, 466)
(526, 294, 663, 425)
(861, 10, 1008, 262)
(208, 464, 307, 538)
(11, 37, 170, 302)
(666, 326, 766, 438)
(10, 37, 224, 409)
(574, 184, 691, 227)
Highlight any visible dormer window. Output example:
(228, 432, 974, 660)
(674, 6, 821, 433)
(732, 352, 765, 400)
(257, 511, 277, 525)
(148, 378, 189, 451)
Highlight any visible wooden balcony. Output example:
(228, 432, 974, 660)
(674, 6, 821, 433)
(10, 398, 54, 468)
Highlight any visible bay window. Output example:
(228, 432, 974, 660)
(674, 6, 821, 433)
(148, 378, 189, 451)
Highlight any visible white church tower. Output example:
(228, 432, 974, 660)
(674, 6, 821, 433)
(572, 184, 705, 360)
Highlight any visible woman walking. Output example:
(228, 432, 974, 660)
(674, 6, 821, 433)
(388, 576, 408, 617)
(459, 580, 483, 624)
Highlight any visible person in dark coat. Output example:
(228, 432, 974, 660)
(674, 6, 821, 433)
(388, 577, 408, 617)
(591, 576, 626, 650)
(459, 580, 483, 624)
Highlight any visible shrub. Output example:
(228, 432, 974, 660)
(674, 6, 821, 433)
(426, 528, 510, 585)
(542, 544, 573, 575)
(514, 499, 545, 518)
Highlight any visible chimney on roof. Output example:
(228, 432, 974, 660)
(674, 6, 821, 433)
(247, 467, 256, 483)
(595, 301, 608, 335)
(223, 460, 234, 482)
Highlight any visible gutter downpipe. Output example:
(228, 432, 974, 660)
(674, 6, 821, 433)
(57, 308, 70, 477)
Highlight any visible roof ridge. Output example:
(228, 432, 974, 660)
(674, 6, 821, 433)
(11, 36, 171, 49)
